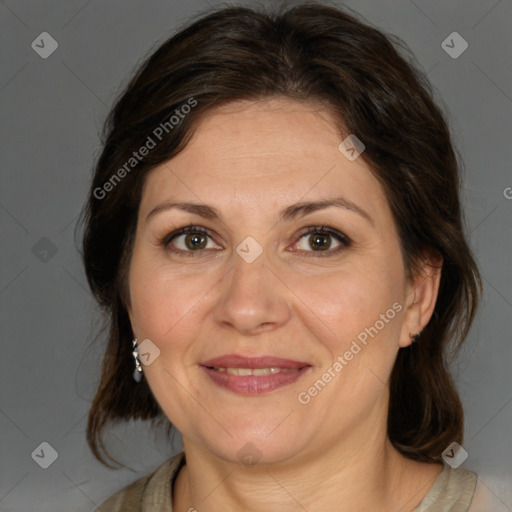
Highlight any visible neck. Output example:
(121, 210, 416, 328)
(172, 422, 442, 511)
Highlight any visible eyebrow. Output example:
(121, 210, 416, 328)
(145, 196, 374, 226)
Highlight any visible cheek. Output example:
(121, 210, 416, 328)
(298, 270, 404, 407)
(302, 270, 405, 407)
(303, 265, 401, 343)
(128, 254, 217, 344)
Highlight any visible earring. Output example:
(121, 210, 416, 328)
(132, 338, 143, 382)
(410, 332, 421, 343)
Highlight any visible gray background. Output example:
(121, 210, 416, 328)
(1, 0, 511, 510)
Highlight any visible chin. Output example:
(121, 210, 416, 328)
(195, 424, 307, 467)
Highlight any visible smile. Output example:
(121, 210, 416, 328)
(210, 367, 300, 375)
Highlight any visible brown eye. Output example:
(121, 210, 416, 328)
(161, 226, 219, 256)
(183, 232, 208, 250)
(308, 233, 332, 251)
(294, 226, 351, 257)
(161, 225, 350, 258)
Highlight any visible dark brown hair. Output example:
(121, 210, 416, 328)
(79, 1, 482, 469)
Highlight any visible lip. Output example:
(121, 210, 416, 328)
(199, 354, 312, 395)
(200, 354, 310, 370)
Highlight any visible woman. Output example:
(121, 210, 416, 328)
(81, 3, 484, 511)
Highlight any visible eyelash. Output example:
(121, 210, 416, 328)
(159, 224, 352, 258)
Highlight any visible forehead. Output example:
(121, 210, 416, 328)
(139, 99, 389, 225)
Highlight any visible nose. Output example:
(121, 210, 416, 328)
(212, 246, 292, 336)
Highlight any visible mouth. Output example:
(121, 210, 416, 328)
(199, 354, 312, 395)
(207, 367, 300, 375)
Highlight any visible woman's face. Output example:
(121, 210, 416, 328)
(127, 98, 431, 464)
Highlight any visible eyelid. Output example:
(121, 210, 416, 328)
(291, 225, 351, 257)
(160, 224, 351, 256)
(159, 225, 220, 257)
(160, 225, 215, 246)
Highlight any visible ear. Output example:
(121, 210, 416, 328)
(399, 253, 443, 348)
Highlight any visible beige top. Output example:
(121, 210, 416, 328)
(93, 451, 478, 512)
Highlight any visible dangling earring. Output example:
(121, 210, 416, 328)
(132, 338, 143, 382)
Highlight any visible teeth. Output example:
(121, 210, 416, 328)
(213, 367, 299, 375)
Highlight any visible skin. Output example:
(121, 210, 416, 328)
(126, 98, 444, 512)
